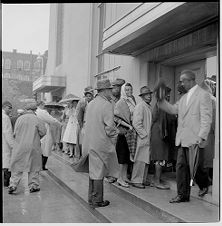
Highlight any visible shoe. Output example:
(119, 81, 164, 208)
(30, 187, 40, 193)
(155, 183, 170, 190)
(117, 179, 129, 188)
(169, 195, 190, 203)
(92, 200, 110, 208)
(198, 187, 208, 197)
(143, 181, 151, 186)
(132, 183, 145, 189)
(69, 155, 74, 158)
(106, 177, 117, 183)
(8, 186, 16, 194)
(42, 167, 48, 171)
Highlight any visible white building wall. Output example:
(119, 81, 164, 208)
(62, 3, 92, 98)
(45, 4, 58, 78)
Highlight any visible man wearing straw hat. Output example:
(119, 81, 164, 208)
(8, 102, 46, 194)
(157, 70, 212, 203)
(83, 79, 119, 208)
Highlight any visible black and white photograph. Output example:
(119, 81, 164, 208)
(1, 2, 220, 224)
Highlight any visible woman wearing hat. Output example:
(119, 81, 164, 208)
(62, 100, 79, 158)
(150, 86, 172, 189)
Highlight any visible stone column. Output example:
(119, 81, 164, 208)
(212, 37, 219, 204)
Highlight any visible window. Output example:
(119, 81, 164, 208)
(5, 59, 11, 69)
(4, 73, 11, 79)
(24, 61, 30, 71)
(2, 58, 4, 68)
(34, 61, 40, 71)
(17, 60, 23, 70)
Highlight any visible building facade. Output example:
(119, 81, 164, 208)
(33, 3, 219, 203)
(2, 49, 47, 110)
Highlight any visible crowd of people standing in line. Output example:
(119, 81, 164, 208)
(2, 70, 216, 209)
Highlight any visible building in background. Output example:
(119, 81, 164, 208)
(33, 3, 219, 203)
(2, 49, 48, 112)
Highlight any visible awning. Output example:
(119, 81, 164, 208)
(33, 75, 66, 93)
(102, 2, 218, 56)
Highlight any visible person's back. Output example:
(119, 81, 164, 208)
(10, 113, 45, 172)
(8, 103, 46, 194)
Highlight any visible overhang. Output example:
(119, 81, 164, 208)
(102, 2, 219, 56)
(33, 75, 66, 93)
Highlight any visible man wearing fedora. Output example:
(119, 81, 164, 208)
(131, 86, 153, 189)
(83, 79, 120, 208)
(75, 86, 94, 158)
(104, 78, 125, 184)
(8, 102, 46, 194)
(111, 78, 126, 103)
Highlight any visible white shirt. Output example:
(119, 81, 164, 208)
(186, 84, 198, 105)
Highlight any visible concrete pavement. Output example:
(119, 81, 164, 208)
(3, 172, 99, 223)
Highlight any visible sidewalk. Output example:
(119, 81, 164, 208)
(3, 172, 99, 223)
(47, 150, 220, 223)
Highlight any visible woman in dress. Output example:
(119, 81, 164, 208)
(62, 100, 79, 158)
(150, 87, 172, 189)
(114, 83, 137, 187)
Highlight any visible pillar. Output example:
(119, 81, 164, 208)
(212, 36, 219, 204)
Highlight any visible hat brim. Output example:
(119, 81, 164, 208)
(95, 86, 113, 90)
(139, 91, 153, 96)
(84, 91, 94, 95)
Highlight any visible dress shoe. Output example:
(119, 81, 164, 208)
(154, 182, 170, 190)
(169, 195, 190, 203)
(117, 179, 129, 188)
(143, 181, 151, 186)
(105, 176, 117, 183)
(30, 187, 40, 193)
(132, 183, 145, 189)
(8, 186, 17, 194)
(91, 200, 110, 208)
(198, 187, 208, 197)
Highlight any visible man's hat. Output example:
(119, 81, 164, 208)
(111, 78, 125, 87)
(84, 86, 94, 95)
(25, 102, 37, 110)
(2, 101, 12, 108)
(95, 79, 113, 90)
(139, 86, 153, 96)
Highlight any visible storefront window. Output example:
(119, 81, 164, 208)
(5, 59, 11, 69)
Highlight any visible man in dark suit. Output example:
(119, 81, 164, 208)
(158, 70, 212, 203)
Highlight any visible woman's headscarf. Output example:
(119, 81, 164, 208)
(121, 83, 136, 107)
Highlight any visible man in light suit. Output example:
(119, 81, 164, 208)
(158, 70, 212, 203)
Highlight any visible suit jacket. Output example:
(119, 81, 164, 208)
(158, 85, 212, 148)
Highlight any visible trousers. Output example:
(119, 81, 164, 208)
(88, 178, 103, 204)
(9, 171, 40, 189)
(131, 161, 149, 184)
(176, 147, 209, 198)
(3, 168, 11, 187)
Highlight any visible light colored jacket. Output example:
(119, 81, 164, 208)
(83, 95, 119, 179)
(158, 85, 212, 148)
(36, 107, 60, 156)
(10, 112, 46, 172)
(2, 110, 15, 168)
(133, 101, 152, 164)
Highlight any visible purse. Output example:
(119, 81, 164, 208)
(71, 154, 89, 173)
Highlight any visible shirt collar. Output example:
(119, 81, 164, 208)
(188, 84, 198, 94)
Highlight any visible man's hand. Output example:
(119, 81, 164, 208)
(197, 136, 204, 147)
